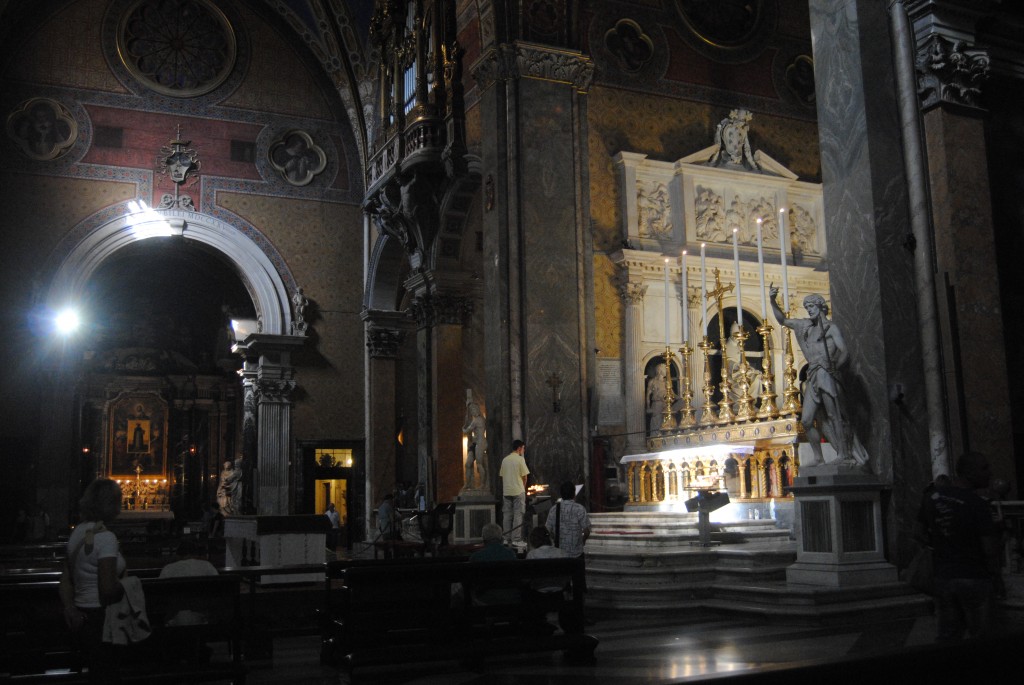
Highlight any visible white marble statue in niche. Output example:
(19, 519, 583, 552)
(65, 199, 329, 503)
(645, 362, 670, 434)
(462, 399, 488, 491)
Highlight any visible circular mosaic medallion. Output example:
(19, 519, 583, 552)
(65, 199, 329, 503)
(117, 0, 236, 97)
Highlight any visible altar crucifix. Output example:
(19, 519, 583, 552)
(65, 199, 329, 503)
(134, 462, 143, 509)
(705, 268, 737, 423)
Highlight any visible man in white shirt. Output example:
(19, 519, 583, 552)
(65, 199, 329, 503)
(325, 502, 341, 548)
(499, 440, 529, 545)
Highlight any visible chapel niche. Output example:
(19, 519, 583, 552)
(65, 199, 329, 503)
(75, 239, 255, 518)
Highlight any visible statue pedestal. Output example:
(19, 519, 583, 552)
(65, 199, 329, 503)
(785, 465, 898, 587)
(452, 491, 495, 542)
(223, 515, 330, 583)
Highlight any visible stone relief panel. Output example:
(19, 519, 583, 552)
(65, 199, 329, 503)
(615, 109, 825, 260)
(636, 179, 672, 240)
(604, 19, 655, 73)
(587, 88, 822, 254)
(268, 129, 328, 187)
(6, 98, 79, 161)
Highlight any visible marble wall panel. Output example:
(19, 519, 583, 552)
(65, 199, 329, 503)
(519, 78, 586, 487)
(925, 109, 1014, 483)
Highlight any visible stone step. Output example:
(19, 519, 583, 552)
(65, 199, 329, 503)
(585, 580, 931, 624)
(587, 529, 791, 549)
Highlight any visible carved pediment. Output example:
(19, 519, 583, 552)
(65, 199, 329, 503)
(613, 110, 824, 263)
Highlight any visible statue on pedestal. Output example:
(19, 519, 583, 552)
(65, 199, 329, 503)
(462, 399, 488, 491)
(769, 287, 870, 470)
(217, 458, 243, 515)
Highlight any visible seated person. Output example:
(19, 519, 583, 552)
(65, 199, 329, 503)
(158, 539, 218, 626)
(467, 522, 518, 606)
(470, 522, 516, 562)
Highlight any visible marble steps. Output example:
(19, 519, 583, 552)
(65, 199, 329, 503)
(581, 512, 930, 623)
(586, 581, 930, 625)
(699, 582, 932, 625)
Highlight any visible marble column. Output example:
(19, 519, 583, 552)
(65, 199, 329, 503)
(809, 0, 933, 558)
(618, 273, 648, 455)
(362, 310, 407, 532)
(404, 283, 473, 507)
(430, 294, 473, 503)
(473, 40, 595, 488)
(906, 10, 1015, 489)
(233, 334, 304, 515)
(239, 361, 258, 515)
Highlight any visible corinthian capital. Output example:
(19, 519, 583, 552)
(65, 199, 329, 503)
(256, 378, 297, 403)
(619, 281, 648, 306)
(916, 34, 990, 111)
(515, 43, 594, 93)
(367, 327, 404, 358)
(470, 45, 517, 91)
(409, 293, 472, 328)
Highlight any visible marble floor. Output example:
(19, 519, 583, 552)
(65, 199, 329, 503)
(247, 597, 1024, 685)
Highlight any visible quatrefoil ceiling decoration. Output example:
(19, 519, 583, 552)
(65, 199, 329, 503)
(605, 19, 654, 73)
(117, 0, 237, 97)
(6, 97, 79, 161)
(268, 130, 328, 187)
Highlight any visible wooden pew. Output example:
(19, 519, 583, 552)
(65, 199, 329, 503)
(0, 575, 246, 684)
(322, 556, 598, 679)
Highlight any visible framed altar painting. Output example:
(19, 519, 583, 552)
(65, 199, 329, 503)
(107, 393, 168, 478)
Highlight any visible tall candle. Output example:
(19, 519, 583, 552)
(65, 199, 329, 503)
(756, 218, 767, 319)
(681, 250, 689, 343)
(664, 258, 670, 347)
(700, 243, 707, 338)
(779, 206, 790, 311)
(732, 228, 743, 330)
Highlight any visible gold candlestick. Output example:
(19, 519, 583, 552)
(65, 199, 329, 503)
(716, 341, 737, 425)
(677, 342, 696, 428)
(660, 347, 677, 432)
(732, 328, 757, 421)
(780, 310, 801, 416)
(756, 319, 778, 419)
(698, 336, 717, 425)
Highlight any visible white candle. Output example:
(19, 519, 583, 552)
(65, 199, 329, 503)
(664, 258, 670, 347)
(700, 243, 707, 338)
(779, 206, 790, 311)
(756, 218, 767, 319)
(681, 250, 689, 343)
(732, 228, 743, 331)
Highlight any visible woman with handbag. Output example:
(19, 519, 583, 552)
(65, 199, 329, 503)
(61, 478, 126, 682)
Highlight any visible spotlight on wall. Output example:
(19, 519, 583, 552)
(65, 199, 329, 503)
(55, 308, 80, 335)
(230, 318, 259, 342)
